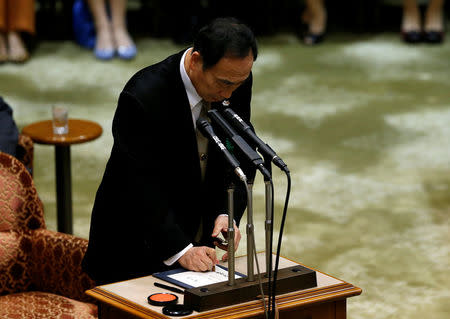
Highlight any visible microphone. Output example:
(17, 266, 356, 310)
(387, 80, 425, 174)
(207, 109, 271, 180)
(220, 100, 289, 173)
(196, 117, 247, 182)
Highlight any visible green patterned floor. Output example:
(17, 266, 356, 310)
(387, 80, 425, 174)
(1, 32, 449, 319)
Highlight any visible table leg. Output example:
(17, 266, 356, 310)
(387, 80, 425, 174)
(54, 145, 73, 234)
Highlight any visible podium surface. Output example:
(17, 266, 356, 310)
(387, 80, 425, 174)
(86, 253, 361, 318)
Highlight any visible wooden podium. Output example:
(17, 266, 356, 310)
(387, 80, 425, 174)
(86, 253, 362, 319)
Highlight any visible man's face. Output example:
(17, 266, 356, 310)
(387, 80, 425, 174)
(189, 51, 254, 103)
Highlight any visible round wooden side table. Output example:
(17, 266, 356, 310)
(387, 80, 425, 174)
(22, 119, 103, 234)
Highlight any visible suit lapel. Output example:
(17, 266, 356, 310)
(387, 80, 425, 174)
(171, 63, 203, 186)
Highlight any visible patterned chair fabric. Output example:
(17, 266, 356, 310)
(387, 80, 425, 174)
(0, 231, 33, 294)
(0, 151, 98, 318)
(0, 151, 44, 233)
(0, 292, 97, 319)
(29, 229, 95, 302)
(16, 134, 34, 175)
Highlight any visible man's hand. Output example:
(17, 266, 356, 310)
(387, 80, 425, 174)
(212, 215, 241, 261)
(178, 246, 218, 272)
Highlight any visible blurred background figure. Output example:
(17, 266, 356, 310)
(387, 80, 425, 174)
(301, 0, 327, 45)
(0, 97, 18, 157)
(0, 0, 35, 63)
(402, 0, 446, 43)
(86, 0, 136, 60)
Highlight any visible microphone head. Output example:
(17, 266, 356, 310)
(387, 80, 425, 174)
(196, 117, 208, 128)
(197, 117, 215, 138)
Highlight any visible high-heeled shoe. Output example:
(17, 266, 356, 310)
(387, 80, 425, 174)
(423, 5, 445, 44)
(424, 30, 444, 44)
(94, 47, 115, 60)
(402, 30, 422, 44)
(299, 3, 326, 46)
(117, 44, 137, 60)
(303, 32, 325, 45)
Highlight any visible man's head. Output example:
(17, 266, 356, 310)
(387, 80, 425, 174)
(186, 17, 258, 102)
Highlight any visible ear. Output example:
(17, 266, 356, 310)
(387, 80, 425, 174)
(189, 51, 204, 72)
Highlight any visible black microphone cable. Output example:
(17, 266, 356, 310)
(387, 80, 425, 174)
(267, 176, 275, 316)
(269, 169, 291, 319)
(242, 177, 269, 319)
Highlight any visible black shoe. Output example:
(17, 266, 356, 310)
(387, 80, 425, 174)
(303, 32, 325, 45)
(402, 30, 422, 44)
(424, 30, 444, 44)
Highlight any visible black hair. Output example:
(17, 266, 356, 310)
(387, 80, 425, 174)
(193, 17, 258, 70)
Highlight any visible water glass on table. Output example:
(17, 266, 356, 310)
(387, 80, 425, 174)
(52, 106, 69, 135)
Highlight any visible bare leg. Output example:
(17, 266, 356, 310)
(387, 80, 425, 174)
(423, 0, 445, 43)
(87, 0, 114, 54)
(402, 0, 421, 31)
(0, 33, 7, 62)
(109, 0, 135, 55)
(7, 31, 29, 62)
(304, 0, 327, 34)
(302, 0, 326, 45)
(424, 0, 444, 31)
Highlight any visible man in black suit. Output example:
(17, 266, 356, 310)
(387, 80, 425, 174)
(82, 17, 258, 284)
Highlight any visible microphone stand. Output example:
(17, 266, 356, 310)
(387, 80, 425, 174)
(227, 183, 236, 286)
(263, 157, 273, 280)
(246, 179, 255, 282)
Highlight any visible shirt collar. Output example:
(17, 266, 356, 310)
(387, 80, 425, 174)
(180, 48, 202, 111)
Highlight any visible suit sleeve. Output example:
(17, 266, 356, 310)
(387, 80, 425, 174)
(108, 91, 193, 260)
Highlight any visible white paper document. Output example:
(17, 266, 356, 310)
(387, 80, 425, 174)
(167, 265, 243, 288)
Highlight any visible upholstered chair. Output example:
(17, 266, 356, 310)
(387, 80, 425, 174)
(16, 134, 34, 175)
(0, 151, 98, 318)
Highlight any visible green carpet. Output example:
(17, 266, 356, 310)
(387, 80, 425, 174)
(1, 32, 449, 319)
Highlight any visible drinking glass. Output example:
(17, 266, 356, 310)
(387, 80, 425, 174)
(52, 105, 69, 135)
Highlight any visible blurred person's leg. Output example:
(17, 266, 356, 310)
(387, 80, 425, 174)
(0, 33, 6, 62)
(0, 0, 6, 62)
(402, 0, 422, 43)
(4, 0, 34, 62)
(109, 0, 136, 59)
(424, 0, 445, 43)
(87, 0, 115, 59)
(7, 31, 28, 62)
(402, 0, 421, 31)
(304, 0, 326, 34)
(302, 0, 327, 45)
